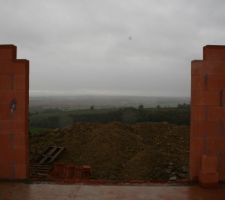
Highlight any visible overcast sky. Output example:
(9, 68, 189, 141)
(1, 0, 225, 97)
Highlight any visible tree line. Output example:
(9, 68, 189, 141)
(29, 104, 190, 131)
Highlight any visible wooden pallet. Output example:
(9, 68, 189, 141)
(37, 146, 65, 164)
(30, 164, 52, 180)
(30, 146, 65, 180)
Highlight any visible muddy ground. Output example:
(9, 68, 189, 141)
(30, 122, 189, 180)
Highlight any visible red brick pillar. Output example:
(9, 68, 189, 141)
(190, 45, 225, 186)
(0, 45, 29, 180)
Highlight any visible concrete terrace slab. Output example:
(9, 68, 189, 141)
(0, 183, 225, 200)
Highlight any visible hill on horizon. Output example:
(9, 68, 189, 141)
(29, 95, 190, 110)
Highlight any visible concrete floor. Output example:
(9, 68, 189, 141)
(0, 182, 225, 200)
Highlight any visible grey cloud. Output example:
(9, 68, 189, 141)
(1, 0, 225, 97)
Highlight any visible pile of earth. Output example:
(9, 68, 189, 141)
(30, 122, 189, 180)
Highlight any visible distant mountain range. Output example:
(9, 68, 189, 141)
(29, 95, 190, 110)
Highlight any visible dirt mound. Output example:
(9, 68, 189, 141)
(30, 122, 189, 180)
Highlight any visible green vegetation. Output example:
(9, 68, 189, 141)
(29, 127, 49, 135)
(29, 104, 190, 134)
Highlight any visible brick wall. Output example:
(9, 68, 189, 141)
(190, 45, 225, 182)
(0, 45, 29, 179)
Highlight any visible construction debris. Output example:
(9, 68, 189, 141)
(30, 122, 189, 180)
(50, 163, 91, 182)
(36, 146, 65, 164)
(30, 164, 52, 180)
(30, 146, 65, 180)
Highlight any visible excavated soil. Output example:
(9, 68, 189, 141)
(30, 122, 189, 180)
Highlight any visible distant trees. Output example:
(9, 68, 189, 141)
(138, 104, 144, 111)
(30, 115, 60, 128)
(29, 104, 190, 130)
(121, 107, 138, 123)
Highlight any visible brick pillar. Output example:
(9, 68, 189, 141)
(0, 45, 29, 180)
(190, 45, 225, 186)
